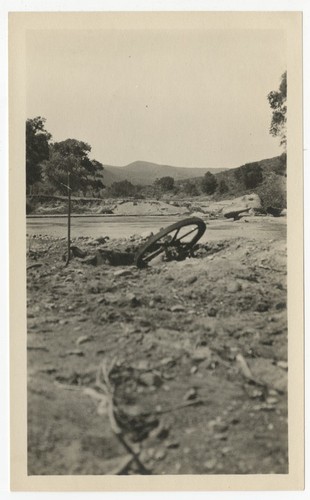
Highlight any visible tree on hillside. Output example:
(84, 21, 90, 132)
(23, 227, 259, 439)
(267, 71, 287, 149)
(218, 179, 229, 194)
(26, 117, 52, 192)
(154, 176, 175, 191)
(183, 180, 199, 197)
(42, 139, 104, 196)
(235, 163, 263, 189)
(109, 179, 136, 197)
(201, 171, 217, 195)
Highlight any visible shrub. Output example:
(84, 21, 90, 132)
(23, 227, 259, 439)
(154, 176, 175, 191)
(239, 163, 263, 189)
(201, 171, 218, 194)
(257, 174, 286, 211)
(218, 179, 229, 194)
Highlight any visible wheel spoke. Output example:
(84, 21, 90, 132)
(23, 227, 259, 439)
(142, 245, 166, 263)
(171, 228, 180, 243)
(175, 226, 198, 242)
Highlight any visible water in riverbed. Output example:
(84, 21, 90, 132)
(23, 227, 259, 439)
(26, 215, 286, 243)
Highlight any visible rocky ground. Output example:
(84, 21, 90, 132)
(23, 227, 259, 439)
(27, 226, 288, 476)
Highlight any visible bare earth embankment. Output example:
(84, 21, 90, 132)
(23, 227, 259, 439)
(27, 218, 288, 475)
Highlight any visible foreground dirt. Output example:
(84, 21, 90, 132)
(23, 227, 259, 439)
(27, 229, 288, 475)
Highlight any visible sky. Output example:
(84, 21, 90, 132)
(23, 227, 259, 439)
(26, 28, 286, 169)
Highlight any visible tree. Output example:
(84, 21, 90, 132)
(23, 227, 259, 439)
(42, 139, 104, 196)
(218, 179, 229, 194)
(26, 117, 52, 191)
(201, 171, 217, 195)
(109, 180, 136, 197)
(239, 163, 263, 189)
(154, 176, 175, 191)
(267, 71, 287, 148)
(183, 180, 199, 197)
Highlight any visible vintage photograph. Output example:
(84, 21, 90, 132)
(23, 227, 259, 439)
(9, 11, 303, 489)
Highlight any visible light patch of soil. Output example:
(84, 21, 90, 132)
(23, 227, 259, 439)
(112, 200, 189, 216)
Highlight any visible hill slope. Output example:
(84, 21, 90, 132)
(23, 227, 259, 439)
(102, 160, 226, 186)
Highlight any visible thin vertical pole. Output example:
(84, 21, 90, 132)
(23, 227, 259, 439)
(65, 171, 71, 266)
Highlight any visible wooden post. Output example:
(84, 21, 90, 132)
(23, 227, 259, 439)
(65, 171, 71, 266)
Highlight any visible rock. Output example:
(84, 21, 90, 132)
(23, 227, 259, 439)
(113, 269, 133, 277)
(37, 366, 57, 374)
(276, 360, 288, 370)
(256, 301, 269, 312)
(149, 421, 170, 440)
(207, 307, 217, 317)
(132, 360, 150, 371)
(187, 276, 198, 285)
(154, 448, 167, 461)
(226, 281, 242, 293)
(95, 236, 109, 244)
(76, 335, 93, 346)
(166, 440, 180, 449)
(88, 281, 102, 294)
(81, 255, 97, 266)
(266, 397, 278, 405)
(64, 350, 84, 357)
(204, 458, 217, 470)
(70, 246, 87, 258)
(249, 358, 288, 392)
(160, 357, 174, 366)
(125, 293, 141, 307)
(213, 423, 229, 433)
(184, 388, 197, 401)
(139, 372, 162, 387)
(192, 346, 212, 362)
(170, 305, 186, 312)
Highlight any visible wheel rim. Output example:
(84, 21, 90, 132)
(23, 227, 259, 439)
(136, 218, 206, 268)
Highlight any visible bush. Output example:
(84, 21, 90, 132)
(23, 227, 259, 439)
(239, 163, 263, 189)
(154, 176, 175, 191)
(109, 180, 136, 197)
(201, 171, 218, 194)
(183, 181, 199, 197)
(257, 174, 286, 211)
(218, 179, 229, 194)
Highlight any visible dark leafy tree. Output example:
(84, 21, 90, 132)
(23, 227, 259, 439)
(218, 179, 229, 194)
(109, 180, 136, 197)
(267, 71, 287, 148)
(183, 180, 199, 196)
(201, 171, 218, 195)
(42, 139, 104, 195)
(154, 176, 175, 191)
(26, 117, 52, 191)
(239, 163, 263, 189)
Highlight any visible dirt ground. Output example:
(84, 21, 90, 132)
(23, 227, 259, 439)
(27, 222, 288, 475)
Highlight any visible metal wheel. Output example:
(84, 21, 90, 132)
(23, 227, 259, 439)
(135, 217, 206, 268)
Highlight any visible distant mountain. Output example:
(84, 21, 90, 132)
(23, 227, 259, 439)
(101, 160, 227, 186)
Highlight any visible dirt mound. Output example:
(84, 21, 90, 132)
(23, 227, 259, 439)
(113, 200, 189, 216)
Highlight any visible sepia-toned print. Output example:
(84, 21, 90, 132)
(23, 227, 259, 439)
(9, 11, 303, 491)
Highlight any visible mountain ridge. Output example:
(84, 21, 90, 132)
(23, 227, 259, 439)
(101, 160, 227, 186)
